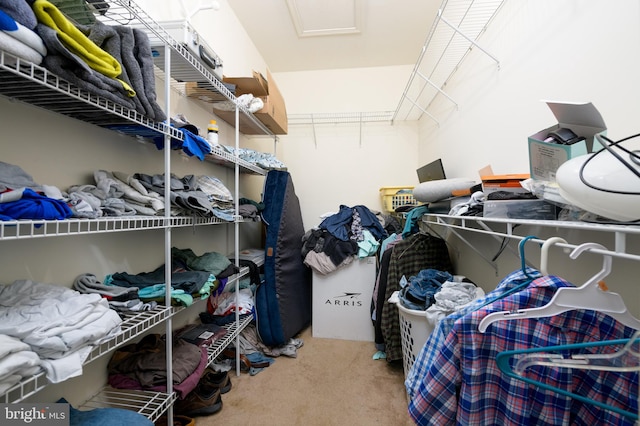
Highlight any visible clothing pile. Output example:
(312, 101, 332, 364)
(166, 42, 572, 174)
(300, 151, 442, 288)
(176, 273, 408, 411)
(3, 0, 166, 121)
(73, 273, 158, 314)
(68, 170, 236, 220)
(302, 205, 387, 275)
(0, 279, 122, 383)
(0, 161, 240, 222)
(0, 334, 42, 395)
(219, 145, 287, 171)
(95, 247, 239, 307)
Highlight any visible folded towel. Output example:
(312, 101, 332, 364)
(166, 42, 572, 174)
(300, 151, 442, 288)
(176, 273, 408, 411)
(0, 30, 42, 64)
(32, 0, 135, 97)
(0, 0, 38, 29)
(0, 9, 46, 56)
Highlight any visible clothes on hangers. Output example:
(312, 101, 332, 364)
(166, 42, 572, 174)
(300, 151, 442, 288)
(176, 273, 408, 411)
(405, 267, 541, 400)
(408, 274, 638, 426)
(495, 335, 640, 421)
(380, 232, 453, 362)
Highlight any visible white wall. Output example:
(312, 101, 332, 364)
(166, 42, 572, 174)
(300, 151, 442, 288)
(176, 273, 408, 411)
(410, 1, 640, 315)
(418, 1, 640, 177)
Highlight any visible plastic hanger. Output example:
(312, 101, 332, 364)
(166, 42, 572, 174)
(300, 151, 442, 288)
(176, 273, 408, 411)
(473, 236, 539, 311)
(514, 330, 640, 374)
(495, 335, 640, 421)
(539, 237, 567, 276)
(479, 242, 640, 332)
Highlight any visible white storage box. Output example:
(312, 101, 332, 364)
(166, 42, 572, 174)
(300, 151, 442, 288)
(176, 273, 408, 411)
(312, 257, 376, 341)
(397, 302, 435, 379)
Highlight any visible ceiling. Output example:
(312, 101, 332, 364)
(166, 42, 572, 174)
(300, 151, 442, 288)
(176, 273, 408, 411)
(226, 0, 442, 73)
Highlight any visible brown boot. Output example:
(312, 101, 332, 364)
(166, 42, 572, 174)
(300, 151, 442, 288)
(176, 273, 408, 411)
(174, 381, 223, 417)
(201, 368, 232, 394)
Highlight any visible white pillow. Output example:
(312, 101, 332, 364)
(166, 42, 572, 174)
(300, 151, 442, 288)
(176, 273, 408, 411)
(413, 178, 477, 203)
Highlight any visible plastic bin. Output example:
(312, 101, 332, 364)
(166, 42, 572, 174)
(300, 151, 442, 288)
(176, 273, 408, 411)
(397, 301, 435, 379)
(379, 186, 419, 212)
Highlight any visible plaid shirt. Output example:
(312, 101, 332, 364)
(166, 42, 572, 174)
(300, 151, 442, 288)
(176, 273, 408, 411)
(408, 275, 639, 426)
(381, 233, 453, 361)
(405, 268, 541, 400)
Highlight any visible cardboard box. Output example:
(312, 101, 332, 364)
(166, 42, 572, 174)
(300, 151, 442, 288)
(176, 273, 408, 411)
(185, 81, 236, 103)
(483, 199, 558, 220)
(214, 69, 288, 134)
(528, 101, 606, 181)
(481, 173, 530, 194)
(312, 257, 376, 341)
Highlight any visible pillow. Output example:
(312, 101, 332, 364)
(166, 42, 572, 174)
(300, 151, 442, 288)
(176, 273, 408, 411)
(413, 178, 476, 203)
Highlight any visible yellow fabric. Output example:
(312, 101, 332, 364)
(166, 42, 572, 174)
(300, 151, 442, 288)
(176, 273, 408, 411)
(32, 0, 135, 97)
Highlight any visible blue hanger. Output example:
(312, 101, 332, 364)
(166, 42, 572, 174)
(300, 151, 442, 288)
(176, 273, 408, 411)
(496, 338, 639, 421)
(474, 236, 539, 311)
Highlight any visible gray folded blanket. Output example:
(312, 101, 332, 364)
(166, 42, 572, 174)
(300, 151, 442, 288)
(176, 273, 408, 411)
(77, 20, 166, 122)
(36, 23, 137, 110)
(33, 15, 166, 120)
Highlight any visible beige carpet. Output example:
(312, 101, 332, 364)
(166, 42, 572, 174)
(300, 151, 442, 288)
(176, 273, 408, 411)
(196, 326, 414, 426)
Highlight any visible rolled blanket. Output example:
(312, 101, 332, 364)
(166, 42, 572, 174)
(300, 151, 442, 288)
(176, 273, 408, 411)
(31, 0, 135, 97)
(0, 9, 46, 55)
(0, 0, 38, 29)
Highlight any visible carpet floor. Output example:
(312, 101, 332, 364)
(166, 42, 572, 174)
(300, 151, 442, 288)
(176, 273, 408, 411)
(195, 326, 414, 425)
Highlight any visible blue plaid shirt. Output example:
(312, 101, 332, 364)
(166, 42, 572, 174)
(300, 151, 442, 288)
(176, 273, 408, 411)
(408, 274, 639, 426)
(405, 268, 541, 399)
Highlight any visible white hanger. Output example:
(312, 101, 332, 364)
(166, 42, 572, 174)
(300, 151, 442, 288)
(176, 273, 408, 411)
(514, 330, 640, 374)
(539, 237, 567, 276)
(479, 242, 640, 332)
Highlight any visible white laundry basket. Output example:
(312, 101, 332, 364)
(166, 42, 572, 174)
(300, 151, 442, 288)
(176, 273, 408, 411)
(397, 301, 435, 379)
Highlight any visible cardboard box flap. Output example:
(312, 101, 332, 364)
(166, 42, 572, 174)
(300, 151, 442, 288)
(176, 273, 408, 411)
(223, 71, 269, 97)
(544, 101, 606, 129)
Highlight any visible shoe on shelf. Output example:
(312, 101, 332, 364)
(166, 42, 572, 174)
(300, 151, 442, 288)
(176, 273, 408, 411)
(174, 381, 223, 417)
(154, 414, 195, 426)
(202, 368, 232, 394)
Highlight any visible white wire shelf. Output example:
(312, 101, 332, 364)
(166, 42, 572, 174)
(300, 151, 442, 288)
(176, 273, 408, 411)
(80, 388, 176, 423)
(423, 213, 640, 262)
(0, 216, 251, 241)
(393, 0, 506, 123)
(206, 314, 254, 365)
(288, 111, 394, 126)
(0, 306, 175, 404)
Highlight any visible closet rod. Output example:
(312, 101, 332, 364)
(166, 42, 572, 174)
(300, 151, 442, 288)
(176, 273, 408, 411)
(425, 215, 640, 263)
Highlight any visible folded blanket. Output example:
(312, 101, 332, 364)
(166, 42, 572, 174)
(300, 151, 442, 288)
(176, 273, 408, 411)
(36, 23, 136, 109)
(0, 30, 42, 64)
(32, 0, 135, 96)
(78, 20, 165, 121)
(132, 27, 166, 121)
(0, 0, 38, 29)
(0, 9, 46, 55)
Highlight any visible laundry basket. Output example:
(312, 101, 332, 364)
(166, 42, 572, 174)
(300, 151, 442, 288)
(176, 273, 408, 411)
(379, 186, 419, 212)
(397, 301, 435, 379)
